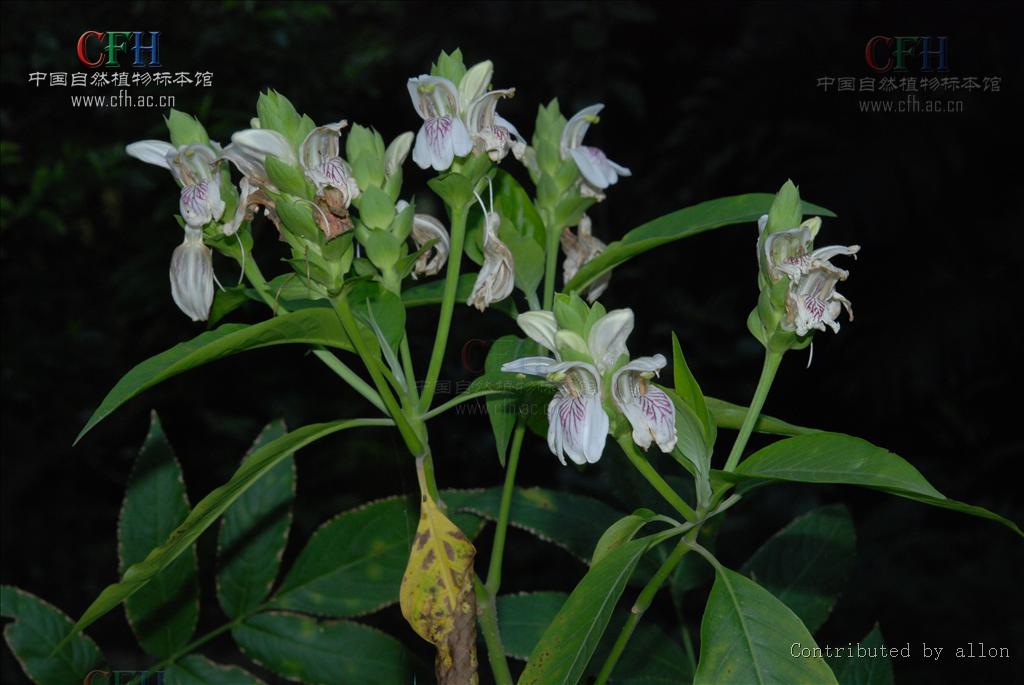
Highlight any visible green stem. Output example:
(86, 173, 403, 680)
(542, 219, 563, 310)
(399, 334, 420, 407)
(485, 417, 525, 595)
(475, 575, 514, 685)
(618, 436, 697, 522)
(419, 204, 470, 412)
(416, 451, 442, 504)
(241, 252, 386, 414)
(723, 350, 783, 472)
(595, 534, 695, 685)
(333, 295, 425, 456)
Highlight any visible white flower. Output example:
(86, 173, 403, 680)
(560, 104, 631, 197)
(501, 357, 609, 465)
(221, 128, 296, 190)
(468, 207, 514, 311)
(396, 200, 450, 278)
(785, 265, 855, 336)
(126, 141, 225, 228)
(299, 121, 360, 212)
(169, 227, 214, 321)
(611, 354, 677, 453)
(408, 76, 474, 171)
(561, 215, 610, 302)
(465, 89, 526, 163)
(762, 218, 860, 336)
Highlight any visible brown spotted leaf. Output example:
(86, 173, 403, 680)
(400, 493, 478, 685)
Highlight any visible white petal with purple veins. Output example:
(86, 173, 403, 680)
(412, 116, 474, 171)
(612, 354, 677, 453)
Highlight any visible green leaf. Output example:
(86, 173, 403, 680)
(566, 194, 835, 293)
(1, 585, 104, 685)
(232, 612, 415, 684)
(827, 625, 894, 685)
(445, 487, 624, 562)
(58, 418, 390, 651)
(517, 536, 654, 685)
(740, 505, 855, 633)
(165, 655, 266, 684)
(591, 509, 658, 566)
(271, 495, 483, 618)
(165, 109, 208, 147)
(766, 179, 803, 234)
(705, 396, 816, 436)
(207, 285, 250, 327)
(498, 591, 691, 684)
(348, 283, 406, 353)
(672, 332, 714, 446)
(217, 421, 295, 619)
(695, 565, 838, 685)
(76, 309, 354, 443)
(729, 433, 1023, 536)
(118, 412, 198, 657)
(499, 217, 546, 295)
(483, 336, 534, 465)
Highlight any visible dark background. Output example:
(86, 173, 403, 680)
(2, 1, 1022, 683)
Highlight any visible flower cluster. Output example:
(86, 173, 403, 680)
(123, 50, 633, 330)
(408, 55, 524, 171)
(501, 296, 677, 465)
(760, 215, 860, 336)
(748, 181, 860, 352)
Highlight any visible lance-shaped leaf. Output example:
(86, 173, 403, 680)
(705, 396, 816, 436)
(827, 625, 894, 685)
(165, 654, 266, 684)
(119, 412, 199, 658)
(1, 585, 104, 685)
(271, 495, 483, 618)
(57, 417, 391, 652)
(76, 309, 355, 443)
(498, 591, 691, 683)
(566, 194, 835, 292)
(400, 493, 478, 685)
(517, 535, 658, 685)
(695, 564, 838, 685)
(727, 433, 1022, 536)
(481, 336, 535, 465)
(741, 504, 856, 633)
(672, 332, 715, 446)
(232, 612, 414, 685)
(591, 509, 659, 566)
(216, 421, 295, 619)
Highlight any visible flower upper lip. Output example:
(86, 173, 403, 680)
(560, 104, 632, 194)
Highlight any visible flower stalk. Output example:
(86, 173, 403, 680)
(723, 350, 783, 472)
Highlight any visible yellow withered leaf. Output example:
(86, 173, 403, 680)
(400, 492, 478, 685)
